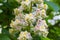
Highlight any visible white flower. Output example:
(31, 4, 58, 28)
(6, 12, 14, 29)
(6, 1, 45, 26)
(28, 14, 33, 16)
(18, 31, 32, 40)
(53, 15, 60, 20)
(9, 29, 14, 34)
(10, 19, 20, 27)
(42, 30, 49, 37)
(40, 9, 47, 17)
(48, 19, 55, 25)
(0, 28, 2, 34)
(0, 3, 3, 6)
(21, 0, 31, 6)
(37, 3, 44, 8)
(10, 19, 22, 30)
(18, 6, 24, 13)
(14, 8, 19, 15)
(34, 19, 48, 37)
(43, 4, 48, 10)
(25, 13, 35, 22)
(35, 19, 48, 31)
(52, 12, 59, 16)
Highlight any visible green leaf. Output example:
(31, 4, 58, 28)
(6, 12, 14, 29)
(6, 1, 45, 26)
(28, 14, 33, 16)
(41, 37, 50, 40)
(0, 34, 11, 40)
(33, 35, 41, 40)
(44, 0, 60, 11)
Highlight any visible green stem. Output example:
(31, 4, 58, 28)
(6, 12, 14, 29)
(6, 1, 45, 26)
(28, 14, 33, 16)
(30, 1, 32, 13)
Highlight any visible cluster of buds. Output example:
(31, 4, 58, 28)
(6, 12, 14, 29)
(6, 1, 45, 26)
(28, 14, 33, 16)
(48, 11, 60, 25)
(10, 0, 49, 40)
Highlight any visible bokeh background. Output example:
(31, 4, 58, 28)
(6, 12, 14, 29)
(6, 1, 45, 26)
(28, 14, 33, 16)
(0, 0, 60, 40)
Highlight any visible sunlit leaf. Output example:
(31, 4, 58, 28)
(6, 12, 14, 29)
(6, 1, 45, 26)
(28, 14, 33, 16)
(44, 0, 60, 11)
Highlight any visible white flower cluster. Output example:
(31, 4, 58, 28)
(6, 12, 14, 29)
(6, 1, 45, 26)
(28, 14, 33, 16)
(10, 0, 48, 40)
(48, 12, 60, 25)
(0, 3, 3, 6)
(18, 31, 32, 40)
(0, 3, 3, 13)
(34, 19, 48, 37)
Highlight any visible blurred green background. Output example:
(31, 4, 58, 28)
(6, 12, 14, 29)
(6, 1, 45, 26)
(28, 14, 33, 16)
(0, 0, 60, 40)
